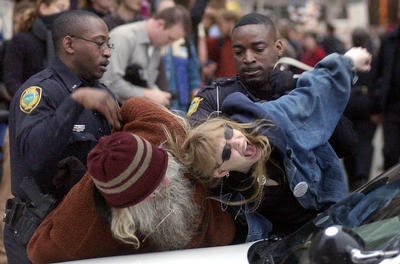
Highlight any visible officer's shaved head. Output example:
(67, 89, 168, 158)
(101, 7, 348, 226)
(52, 10, 102, 52)
(232, 12, 277, 40)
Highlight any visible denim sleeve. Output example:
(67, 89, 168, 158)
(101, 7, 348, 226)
(257, 53, 354, 147)
(222, 53, 354, 149)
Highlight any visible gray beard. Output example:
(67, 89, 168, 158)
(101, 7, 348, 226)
(129, 164, 200, 250)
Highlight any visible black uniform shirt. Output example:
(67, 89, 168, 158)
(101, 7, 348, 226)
(9, 58, 112, 200)
(187, 76, 259, 124)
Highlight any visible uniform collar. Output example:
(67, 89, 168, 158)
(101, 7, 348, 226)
(50, 58, 97, 92)
(236, 76, 260, 102)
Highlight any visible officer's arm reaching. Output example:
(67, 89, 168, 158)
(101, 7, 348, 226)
(71, 87, 122, 130)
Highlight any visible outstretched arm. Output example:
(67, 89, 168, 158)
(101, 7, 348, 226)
(223, 48, 372, 146)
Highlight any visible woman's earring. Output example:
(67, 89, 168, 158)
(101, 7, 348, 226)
(225, 172, 230, 178)
(259, 175, 266, 185)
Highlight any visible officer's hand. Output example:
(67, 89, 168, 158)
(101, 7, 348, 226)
(71, 88, 121, 130)
(269, 69, 297, 94)
(143, 89, 172, 107)
(52, 156, 87, 200)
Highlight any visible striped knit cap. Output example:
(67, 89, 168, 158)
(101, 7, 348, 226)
(87, 132, 168, 208)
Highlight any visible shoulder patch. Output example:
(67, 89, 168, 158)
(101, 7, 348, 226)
(187, 97, 203, 116)
(20, 86, 42, 114)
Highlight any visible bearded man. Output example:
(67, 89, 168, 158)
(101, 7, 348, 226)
(26, 98, 235, 263)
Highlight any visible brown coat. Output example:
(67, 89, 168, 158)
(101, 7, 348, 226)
(27, 98, 235, 263)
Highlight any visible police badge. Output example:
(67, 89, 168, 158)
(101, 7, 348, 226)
(20, 86, 42, 114)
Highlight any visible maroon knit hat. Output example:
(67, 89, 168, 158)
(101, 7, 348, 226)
(87, 132, 168, 208)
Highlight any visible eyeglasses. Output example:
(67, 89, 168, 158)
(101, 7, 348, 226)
(216, 125, 233, 168)
(69, 35, 114, 51)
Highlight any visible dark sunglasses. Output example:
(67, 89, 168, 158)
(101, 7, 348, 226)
(221, 124, 233, 163)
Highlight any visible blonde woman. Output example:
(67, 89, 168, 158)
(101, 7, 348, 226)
(178, 47, 372, 242)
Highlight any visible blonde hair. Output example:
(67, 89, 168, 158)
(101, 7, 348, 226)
(14, 1, 36, 33)
(173, 117, 272, 209)
(15, 0, 66, 32)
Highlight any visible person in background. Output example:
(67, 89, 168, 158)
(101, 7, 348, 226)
(26, 98, 235, 263)
(3, 0, 70, 97)
(11, 1, 36, 35)
(199, 0, 225, 84)
(138, 0, 152, 18)
(162, 36, 201, 113)
(101, 5, 191, 107)
(1, 0, 35, 96)
(299, 30, 326, 68)
(79, 0, 115, 17)
(3, 10, 121, 263)
(171, 0, 209, 52)
(175, 0, 210, 91)
(204, 8, 241, 80)
(371, 9, 400, 171)
(102, 0, 143, 31)
(320, 22, 346, 55)
(173, 0, 209, 86)
(156, 0, 201, 113)
(343, 27, 377, 191)
(202, 0, 225, 38)
(276, 18, 300, 60)
(182, 47, 371, 242)
(0, 0, 36, 107)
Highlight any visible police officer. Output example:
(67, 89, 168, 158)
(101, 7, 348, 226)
(187, 13, 357, 239)
(4, 10, 121, 263)
(188, 13, 356, 161)
(187, 14, 288, 121)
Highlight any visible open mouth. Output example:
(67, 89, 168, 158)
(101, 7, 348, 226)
(244, 142, 257, 158)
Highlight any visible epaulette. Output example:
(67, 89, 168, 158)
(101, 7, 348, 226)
(28, 68, 55, 85)
(40, 68, 56, 80)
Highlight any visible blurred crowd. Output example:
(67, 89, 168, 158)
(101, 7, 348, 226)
(0, 0, 392, 113)
(0, 0, 399, 263)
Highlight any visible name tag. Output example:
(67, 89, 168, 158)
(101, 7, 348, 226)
(73, 125, 85, 132)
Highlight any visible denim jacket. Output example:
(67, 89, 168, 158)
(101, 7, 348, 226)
(222, 53, 356, 210)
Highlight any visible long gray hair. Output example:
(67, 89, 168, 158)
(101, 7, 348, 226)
(110, 154, 199, 250)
